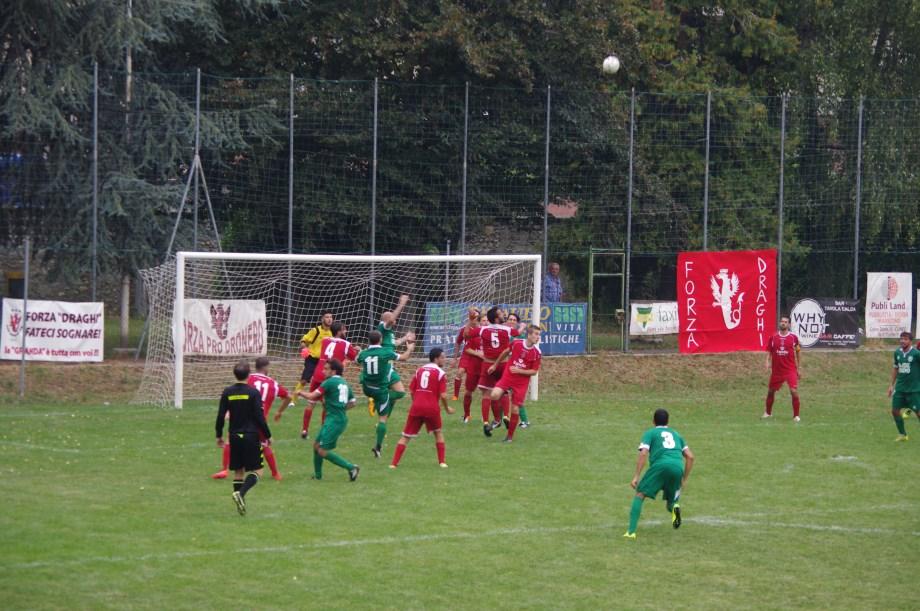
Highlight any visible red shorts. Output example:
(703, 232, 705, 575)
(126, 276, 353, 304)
(769, 371, 798, 392)
(463, 360, 482, 392)
(495, 372, 531, 406)
(309, 374, 324, 392)
(477, 361, 506, 390)
(402, 409, 443, 437)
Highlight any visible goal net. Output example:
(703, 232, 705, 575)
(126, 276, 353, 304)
(135, 252, 542, 408)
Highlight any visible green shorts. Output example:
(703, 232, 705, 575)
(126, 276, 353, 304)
(316, 417, 348, 450)
(388, 367, 401, 385)
(637, 461, 684, 505)
(892, 391, 920, 410)
(362, 384, 393, 416)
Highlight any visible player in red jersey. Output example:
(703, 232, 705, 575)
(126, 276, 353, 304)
(478, 305, 513, 437)
(453, 308, 483, 422)
(277, 321, 359, 439)
(212, 356, 291, 480)
(390, 348, 456, 468)
(490, 324, 542, 442)
(452, 307, 481, 400)
(762, 316, 802, 421)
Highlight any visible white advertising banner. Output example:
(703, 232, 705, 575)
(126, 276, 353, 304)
(865, 272, 912, 338)
(182, 299, 266, 356)
(1, 298, 104, 362)
(629, 301, 679, 336)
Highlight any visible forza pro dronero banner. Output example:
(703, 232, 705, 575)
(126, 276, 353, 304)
(677, 249, 777, 353)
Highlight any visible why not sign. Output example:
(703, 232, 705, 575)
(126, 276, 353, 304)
(677, 249, 777, 353)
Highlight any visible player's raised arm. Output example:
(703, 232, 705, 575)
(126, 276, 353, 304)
(392, 294, 410, 322)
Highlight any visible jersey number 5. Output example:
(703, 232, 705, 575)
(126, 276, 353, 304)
(490, 334, 500, 349)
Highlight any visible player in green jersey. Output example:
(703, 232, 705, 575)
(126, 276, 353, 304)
(367, 294, 416, 415)
(358, 329, 416, 458)
(887, 331, 920, 441)
(298, 359, 360, 481)
(624, 409, 695, 540)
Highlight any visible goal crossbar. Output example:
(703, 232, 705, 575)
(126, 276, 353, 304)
(171, 252, 542, 408)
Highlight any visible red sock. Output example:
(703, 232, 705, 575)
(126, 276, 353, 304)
(264, 445, 279, 477)
(453, 378, 461, 398)
(463, 392, 472, 418)
(501, 394, 510, 419)
(481, 397, 491, 423)
(765, 394, 774, 415)
(302, 406, 313, 433)
(507, 412, 520, 439)
(221, 443, 230, 470)
(491, 400, 501, 421)
(392, 443, 407, 467)
(436, 442, 445, 464)
(792, 395, 801, 418)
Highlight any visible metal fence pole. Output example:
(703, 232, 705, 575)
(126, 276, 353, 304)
(624, 89, 636, 353)
(445, 240, 451, 302)
(777, 94, 786, 319)
(542, 85, 551, 275)
(287, 74, 295, 348)
(703, 90, 711, 250)
(371, 77, 379, 256)
(853, 96, 864, 300)
(91, 62, 99, 302)
(19, 237, 30, 399)
(461, 82, 469, 254)
(193, 68, 201, 251)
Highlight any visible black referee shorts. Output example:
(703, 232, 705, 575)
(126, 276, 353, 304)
(229, 432, 263, 472)
(301, 356, 319, 383)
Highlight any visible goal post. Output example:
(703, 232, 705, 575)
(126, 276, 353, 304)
(138, 252, 542, 408)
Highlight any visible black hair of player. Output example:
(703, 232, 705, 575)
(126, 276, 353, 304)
(900, 331, 913, 340)
(327, 358, 344, 376)
(234, 360, 250, 381)
(331, 321, 344, 336)
(321, 310, 334, 317)
(368, 330, 382, 345)
(487, 306, 501, 324)
(429, 347, 443, 362)
(254, 356, 270, 371)
(653, 408, 669, 426)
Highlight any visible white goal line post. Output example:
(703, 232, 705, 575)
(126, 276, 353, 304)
(172, 251, 542, 408)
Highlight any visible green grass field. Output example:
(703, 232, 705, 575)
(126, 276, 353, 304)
(1, 351, 918, 610)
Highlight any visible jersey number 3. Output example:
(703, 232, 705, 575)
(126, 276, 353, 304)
(660, 431, 676, 449)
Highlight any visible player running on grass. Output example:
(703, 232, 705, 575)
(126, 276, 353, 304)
(489, 324, 542, 443)
(212, 357, 290, 481)
(505, 312, 531, 428)
(215, 361, 272, 516)
(623, 408, 695, 540)
(478, 306, 513, 437)
(762, 316, 802, 422)
(358, 329, 416, 458)
(888, 331, 920, 442)
(390, 348, 456, 469)
(298, 359, 360, 482)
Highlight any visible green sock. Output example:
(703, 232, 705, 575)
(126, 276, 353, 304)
(325, 451, 353, 471)
(376, 421, 387, 449)
(894, 414, 907, 435)
(390, 389, 406, 401)
(313, 450, 323, 479)
(519, 406, 529, 422)
(628, 496, 644, 533)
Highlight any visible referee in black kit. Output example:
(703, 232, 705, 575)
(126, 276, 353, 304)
(216, 360, 272, 516)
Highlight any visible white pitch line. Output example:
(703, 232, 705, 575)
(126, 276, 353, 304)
(6, 515, 919, 571)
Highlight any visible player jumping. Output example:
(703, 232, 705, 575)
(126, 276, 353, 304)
(358, 329, 416, 458)
(478, 306, 513, 437)
(453, 308, 483, 422)
(489, 324, 542, 443)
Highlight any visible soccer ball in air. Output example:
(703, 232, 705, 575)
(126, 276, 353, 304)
(602, 55, 621, 75)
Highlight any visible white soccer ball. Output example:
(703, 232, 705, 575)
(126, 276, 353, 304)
(602, 55, 621, 75)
